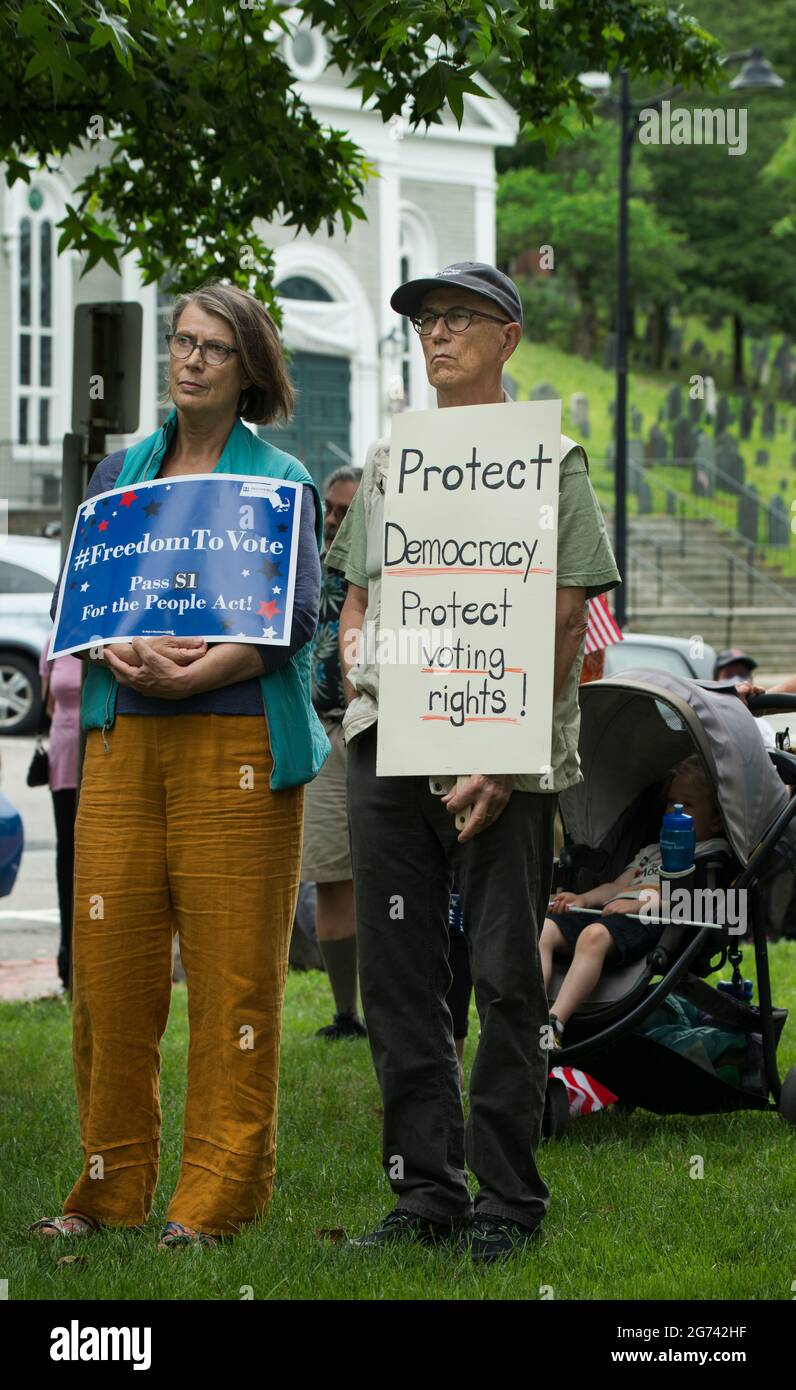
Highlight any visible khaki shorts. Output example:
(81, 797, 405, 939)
(300, 714, 352, 883)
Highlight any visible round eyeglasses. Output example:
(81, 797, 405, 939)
(410, 306, 511, 336)
(166, 332, 240, 366)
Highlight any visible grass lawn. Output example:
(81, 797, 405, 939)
(3, 946, 796, 1302)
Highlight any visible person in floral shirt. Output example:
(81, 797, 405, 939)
(300, 465, 364, 1038)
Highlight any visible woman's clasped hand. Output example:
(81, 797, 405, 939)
(101, 636, 207, 698)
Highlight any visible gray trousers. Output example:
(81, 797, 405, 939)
(347, 724, 557, 1229)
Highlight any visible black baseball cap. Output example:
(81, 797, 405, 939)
(713, 647, 758, 676)
(390, 261, 523, 326)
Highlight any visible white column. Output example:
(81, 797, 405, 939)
(377, 155, 402, 437)
(120, 253, 157, 441)
(474, 180, 496, 265)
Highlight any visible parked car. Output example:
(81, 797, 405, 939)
(603, 632, 718, 681)
(0, 536, 60, 734)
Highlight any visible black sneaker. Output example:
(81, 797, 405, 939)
(346, 1209, 459, 1249)
(467, 1216, 543, 1264)
(315, 1011, 368, 1040)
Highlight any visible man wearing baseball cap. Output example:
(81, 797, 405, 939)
(713, 647, 776, 748)
(327, 262, 620, 1260)
(713, 648, 759, 681)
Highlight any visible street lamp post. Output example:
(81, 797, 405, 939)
(588, 48, 784, 629)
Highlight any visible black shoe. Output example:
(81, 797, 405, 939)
(315, 1011, 368, 1040)
(467, 1216, 543, 1264)
(346, 1208, 459, 1249)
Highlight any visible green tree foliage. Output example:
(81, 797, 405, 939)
(639, 0, 796, 385)
(765, 117, 796, 234)
(498, 122, 690, 359)
(0, 0, 718, 308)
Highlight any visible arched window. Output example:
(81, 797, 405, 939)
(15, 193, 54, 444)
(276, 276, 333, 302)
(281, 12, 328, 83)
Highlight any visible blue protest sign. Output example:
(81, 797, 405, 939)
(50, 474, 303, 658)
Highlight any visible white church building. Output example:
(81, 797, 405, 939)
(0, 14, 517, 502)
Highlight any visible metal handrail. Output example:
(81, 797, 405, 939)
(601, 451, 794, 563)
(627, 548, 711, 611)
(627, 507, 796, 609)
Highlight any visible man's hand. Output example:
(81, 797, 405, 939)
(733, 678, 767, 706)
(548, 890, 581, 913)
(441, 773, 514, 842)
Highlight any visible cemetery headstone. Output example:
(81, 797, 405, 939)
(768, 493, 789, 548)
(737, 484, 758, 544)
(740, 395, 755, 440)
(648, 424, 667, 461)
(628, 438, 645, 474)
(715, 394, 731, 435)
(716, 432, 741, 492)
(631, 405, 643, 434)
(637, 478, 652, 514)
(704, 375, 717, 421)
(755, 449, 769, 468)
(762, 400, 776, 439)
(688, 394, 702, 424)
(529, 381, 560, 401)
(569, 392, 590, 439)
(502, 372, 519, 400)
(673, 417, 695, 461)
(724, 446, 745, 496)
(666, 384, 682, 420)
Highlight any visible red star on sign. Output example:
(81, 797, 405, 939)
(98, 520, 109, 531)
(258, 598, 281, 620)
(119, 491, 138, 508)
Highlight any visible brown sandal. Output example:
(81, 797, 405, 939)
(157, 1220, 227, 1250)
(28, 1212, 101, 1239)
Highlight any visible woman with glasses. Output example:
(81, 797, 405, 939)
(29, 283, 327, 1250)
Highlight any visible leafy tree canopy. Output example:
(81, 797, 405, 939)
(498, 122, 691, 358)
(0, 0, 719, 310)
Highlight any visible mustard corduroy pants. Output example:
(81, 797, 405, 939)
(64, 714, 304, 1236)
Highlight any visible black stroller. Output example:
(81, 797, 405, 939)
(546, 670, 796, 1138)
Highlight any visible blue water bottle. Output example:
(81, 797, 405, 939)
(660, 803, 696, 875)
(718, 978, 754, 1003)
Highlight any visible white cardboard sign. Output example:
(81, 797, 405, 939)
(376, 399, 561, 776)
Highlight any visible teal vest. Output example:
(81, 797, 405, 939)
(80, 411, 330, 790)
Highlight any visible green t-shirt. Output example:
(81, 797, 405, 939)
(327, 434, 621, 793)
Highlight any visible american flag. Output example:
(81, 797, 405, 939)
(550, 1066, 618, 1115)
(585, 591, 623, 656)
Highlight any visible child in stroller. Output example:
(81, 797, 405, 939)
(541, 754, 727, 1046)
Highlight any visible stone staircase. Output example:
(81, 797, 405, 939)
(615, 514, 796, 671)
